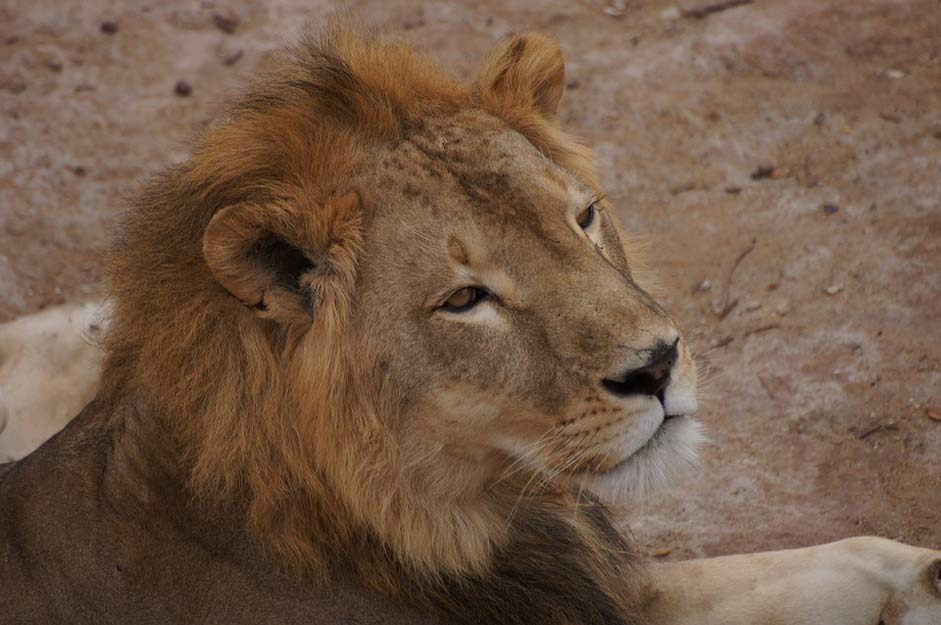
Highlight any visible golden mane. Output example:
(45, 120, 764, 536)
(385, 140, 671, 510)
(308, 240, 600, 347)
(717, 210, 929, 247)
(99, 21, 604, 579)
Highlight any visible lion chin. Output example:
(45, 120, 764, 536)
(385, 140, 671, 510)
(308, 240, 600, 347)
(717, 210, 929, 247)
(576, 415, 707, 502)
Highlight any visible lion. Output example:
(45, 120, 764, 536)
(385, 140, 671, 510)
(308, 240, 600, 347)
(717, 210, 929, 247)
(0, 301, 107, 462)
(1, 22, 938, 625)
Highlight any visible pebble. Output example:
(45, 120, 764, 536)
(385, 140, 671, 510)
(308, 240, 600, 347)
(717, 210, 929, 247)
(885, 69, 905, 79)
(774, 301, 790, 316)
(660, 7, 681, 20)
(100, 20, 119, 35)
(216, 39, 244, 66)
(168, 150, 191, 165)
(653, 547, 671, 557)
(2, 79, 27, 94)
(824, 284, 844, 295)
(822, 203, 839, 215)
(212, 12, 239, 34)
(603, 0, 627, 16)
(222, 49, 244, 66)
(744, 300, 762, 312)
(751, 165, 775, 180)
(37, 46, 65, 72)
(174, 80, 192, 97)
(696, 279, 712, 292)
(928, 408, 941, 422)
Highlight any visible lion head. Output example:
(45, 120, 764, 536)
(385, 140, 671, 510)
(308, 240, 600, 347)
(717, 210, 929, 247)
(100, 22, 701, 581)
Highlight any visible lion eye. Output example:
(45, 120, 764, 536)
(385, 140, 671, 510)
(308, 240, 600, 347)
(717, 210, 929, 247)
(441, 287, 487, 312)
(577, 202, 597, 229)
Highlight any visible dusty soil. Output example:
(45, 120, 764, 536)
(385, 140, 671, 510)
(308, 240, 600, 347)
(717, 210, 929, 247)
(1, 0, 938, 560)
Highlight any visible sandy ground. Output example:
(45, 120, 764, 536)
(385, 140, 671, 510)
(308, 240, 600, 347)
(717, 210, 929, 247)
(1, 0, 939, 563)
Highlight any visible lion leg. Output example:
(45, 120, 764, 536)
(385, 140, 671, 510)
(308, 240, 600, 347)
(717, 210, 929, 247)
(646, 537, 941, 625)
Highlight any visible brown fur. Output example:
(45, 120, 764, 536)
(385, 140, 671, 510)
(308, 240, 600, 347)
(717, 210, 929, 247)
(5, 21, 705, 625)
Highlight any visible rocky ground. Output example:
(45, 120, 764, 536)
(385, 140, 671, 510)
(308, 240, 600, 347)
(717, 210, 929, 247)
(1, 0, 939, 558)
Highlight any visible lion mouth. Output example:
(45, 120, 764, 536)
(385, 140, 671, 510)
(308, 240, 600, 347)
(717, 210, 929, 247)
(571, 415, 706, 501)
(589, 412, 687, 476)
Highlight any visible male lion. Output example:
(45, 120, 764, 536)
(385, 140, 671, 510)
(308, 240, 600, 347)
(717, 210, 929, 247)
(1, 23, 938, 625)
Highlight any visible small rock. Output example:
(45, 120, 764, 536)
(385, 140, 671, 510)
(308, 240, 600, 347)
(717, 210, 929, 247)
(824, 284, 844, 295)
(670, 182, 698, 194)
(565, 79, 580, 91)
(927, 408, 941, 422)
(71, 165, 86, 176)
(725, 186, 742, 194)
(879, 111, 901, 123)
(660, 6, 681, 20)
(885, 69, 905, 79)
(38, 46, 65, 72)
(774, 301, 790, 316)
(696, 279, 712, 292)
(402, 18, 426, 30)
(168, 150, 191, 165)
(222, 49, 244, 66)
(100, 20, 119, 35)
(1, 78, 27, 94)
(174, 80, 192, 97)
(603, 0, 627, 17)
(653, 547, 671, 558)
(744, 300, 762, 312)
(821, 203, 839, 215)
(813, 112, 826, 126)
(750, 165, 775, 180)
(212, 12, 239, 34)
(216, 39, 244, 66)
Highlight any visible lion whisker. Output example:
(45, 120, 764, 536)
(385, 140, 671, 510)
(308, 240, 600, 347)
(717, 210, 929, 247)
(489, 426, 563, 489)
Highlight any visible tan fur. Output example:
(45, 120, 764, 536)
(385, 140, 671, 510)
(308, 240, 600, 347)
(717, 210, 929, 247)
(97, 21, 696, 586)
(0, 302, 107, 461)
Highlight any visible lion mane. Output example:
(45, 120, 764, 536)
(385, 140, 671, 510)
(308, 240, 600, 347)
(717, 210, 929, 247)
(96, 22, 648, 624)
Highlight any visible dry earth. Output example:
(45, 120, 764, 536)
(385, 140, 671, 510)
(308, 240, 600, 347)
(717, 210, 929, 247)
(1, 0, 939, 562)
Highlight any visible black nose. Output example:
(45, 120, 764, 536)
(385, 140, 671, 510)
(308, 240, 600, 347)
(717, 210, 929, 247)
(602, 339, 678, 401)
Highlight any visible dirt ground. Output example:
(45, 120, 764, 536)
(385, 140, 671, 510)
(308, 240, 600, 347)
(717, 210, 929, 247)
(1, 0, 939, 560)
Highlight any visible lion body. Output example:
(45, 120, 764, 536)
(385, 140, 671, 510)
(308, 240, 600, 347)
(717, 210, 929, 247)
(1, 22, 693, 625)
(0, 302, 105, 462)
(0, 403, 429, 625)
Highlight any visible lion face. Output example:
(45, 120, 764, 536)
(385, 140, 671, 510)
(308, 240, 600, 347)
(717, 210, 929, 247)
(352, 110, 701, 504)
(145, 25, 704, 573)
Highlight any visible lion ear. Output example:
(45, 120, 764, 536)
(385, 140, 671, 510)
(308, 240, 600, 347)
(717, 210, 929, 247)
(476, 32, 566, 120)
(202, 202, 316, 325)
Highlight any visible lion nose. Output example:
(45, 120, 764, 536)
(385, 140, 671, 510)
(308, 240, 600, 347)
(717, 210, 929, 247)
(602, 339, 678, 402)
